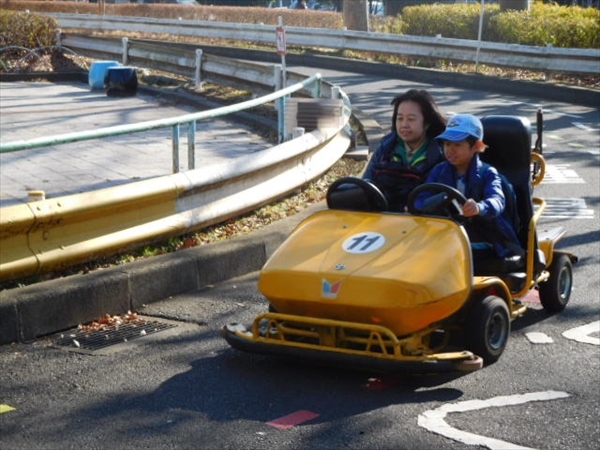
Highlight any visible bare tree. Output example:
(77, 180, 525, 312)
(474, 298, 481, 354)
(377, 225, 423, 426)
(343, 0, 370, 31)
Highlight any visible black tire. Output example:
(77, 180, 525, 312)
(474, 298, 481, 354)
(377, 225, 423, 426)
(466, 296, 510, 365)
(539, 254, 573, 313)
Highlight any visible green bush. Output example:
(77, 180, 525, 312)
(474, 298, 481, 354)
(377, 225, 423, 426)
(399, 2, 599, 49)
(0, 10, 57, 48)
(371, 14, 406, 35)
(401, 4, 500, 41)
(488, 3, 600, 48)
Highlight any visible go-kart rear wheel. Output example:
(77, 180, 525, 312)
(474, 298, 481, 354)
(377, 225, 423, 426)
(539, 254, 573, 313)
(466, 296, 510, 365)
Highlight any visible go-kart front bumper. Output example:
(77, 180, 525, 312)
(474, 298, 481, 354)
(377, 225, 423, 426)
(221, 313, 483, 374)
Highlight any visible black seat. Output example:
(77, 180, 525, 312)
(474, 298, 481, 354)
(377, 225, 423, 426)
(473, 116, 533, 285)
(480, 115, 533, 248)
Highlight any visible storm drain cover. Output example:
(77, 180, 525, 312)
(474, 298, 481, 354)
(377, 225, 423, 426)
(52, 315, 178, 354)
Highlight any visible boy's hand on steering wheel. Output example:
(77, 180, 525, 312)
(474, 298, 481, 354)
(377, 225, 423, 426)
(462, 199, 480, 217)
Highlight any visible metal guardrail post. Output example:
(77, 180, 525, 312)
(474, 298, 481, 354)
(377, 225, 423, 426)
(331, 86, 341, 99)
(195, 49, 202, 90)
(172, 123, 180, 173)
(122, 37, 129, 65)
(188, 121, 196, 170)
(274, 64, 285, 144)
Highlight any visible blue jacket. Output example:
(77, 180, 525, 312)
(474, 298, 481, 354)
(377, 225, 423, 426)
(363, 132, 444, 211)
(423, 154, 523, 258)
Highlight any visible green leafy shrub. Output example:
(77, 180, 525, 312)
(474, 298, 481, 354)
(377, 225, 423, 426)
(401, 4, 500, 40)
(488, 3, 600, 48)
(370, 14, 406, 35)
(0, 9, 57, 48)
(399, 2, 598, 49)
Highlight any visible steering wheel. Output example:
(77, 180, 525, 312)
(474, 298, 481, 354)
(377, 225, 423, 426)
(406, 183, 467, 219)
(326, 177, 389, 212)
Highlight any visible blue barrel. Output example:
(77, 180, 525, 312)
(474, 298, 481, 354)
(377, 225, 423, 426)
(88, 61, 120, 89)
(104, 67, 138, 97)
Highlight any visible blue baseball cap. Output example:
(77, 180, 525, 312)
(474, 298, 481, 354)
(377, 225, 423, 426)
(436, 114, 484, 142)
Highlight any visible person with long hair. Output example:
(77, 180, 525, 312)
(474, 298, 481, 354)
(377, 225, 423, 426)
(362, 89, 447, 211)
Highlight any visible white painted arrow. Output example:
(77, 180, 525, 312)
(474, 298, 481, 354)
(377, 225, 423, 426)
(418, 391, 570, 449)
(562, 320, 600, 346)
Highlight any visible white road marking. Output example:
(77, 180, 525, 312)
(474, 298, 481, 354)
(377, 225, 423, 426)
(572, 122, 596, 132)
(418, 391, 570, 449)
(542, 164, 585, 184)
(539, 198, 595, 219)
(501, 101, 584, 119)
(525, 332, 554, 344)
(562, 320, 600, 346)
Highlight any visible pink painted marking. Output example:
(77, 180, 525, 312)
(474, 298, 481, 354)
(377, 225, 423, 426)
(266, 410, 320, 429)
(363, 375, 404, 390)
(522, 289, 541, 303)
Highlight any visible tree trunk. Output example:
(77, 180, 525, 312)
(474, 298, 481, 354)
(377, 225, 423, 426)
(343, 0, 370, 32)
(499, 0, 531, 11)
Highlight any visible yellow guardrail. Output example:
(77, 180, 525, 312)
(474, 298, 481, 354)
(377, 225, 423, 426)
(1, 176, 184, 280)
(0, 123, 351, 282)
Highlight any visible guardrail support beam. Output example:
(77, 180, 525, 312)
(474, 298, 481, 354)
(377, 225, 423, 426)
(274, 64, 285, 144)
(121, 37, 129, 65)
(172, 123, 180, 173)
(195, 49, 203, 90)
(188, 121, 196, 170)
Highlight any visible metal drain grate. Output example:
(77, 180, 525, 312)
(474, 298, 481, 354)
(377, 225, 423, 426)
(53, 319, 177, 352)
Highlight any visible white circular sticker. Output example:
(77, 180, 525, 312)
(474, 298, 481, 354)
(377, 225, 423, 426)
(342, 232, 386, 254)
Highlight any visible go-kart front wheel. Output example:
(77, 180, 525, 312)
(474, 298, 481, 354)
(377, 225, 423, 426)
(539, 254, 573, 313)
(466, 296, 510, 365)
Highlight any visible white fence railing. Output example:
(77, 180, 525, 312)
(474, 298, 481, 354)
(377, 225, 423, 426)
(47, 13, 600, 75)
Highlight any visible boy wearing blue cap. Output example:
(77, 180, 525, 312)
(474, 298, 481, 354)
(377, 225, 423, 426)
(422, 114, 523, 258)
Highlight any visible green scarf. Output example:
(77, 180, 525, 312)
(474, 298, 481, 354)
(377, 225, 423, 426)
(391, 139, 429, 166)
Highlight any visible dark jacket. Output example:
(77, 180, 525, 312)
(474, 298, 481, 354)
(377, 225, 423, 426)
(363, 132, 444, 211)
(423, 154, 523, 258)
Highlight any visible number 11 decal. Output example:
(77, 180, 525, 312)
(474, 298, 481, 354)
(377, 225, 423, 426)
(342, 232, 386, 254)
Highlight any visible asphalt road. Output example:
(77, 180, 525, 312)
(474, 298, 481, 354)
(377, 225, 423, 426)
(1, 68, 598, 450)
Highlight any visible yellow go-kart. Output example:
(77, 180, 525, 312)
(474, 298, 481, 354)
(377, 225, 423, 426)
(222, 115, 577, 373)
